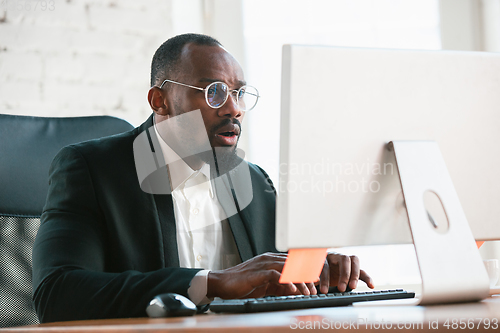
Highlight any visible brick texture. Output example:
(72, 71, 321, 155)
(0, 0, 175, 126)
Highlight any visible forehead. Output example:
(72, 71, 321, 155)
(177, 43, 244, 85)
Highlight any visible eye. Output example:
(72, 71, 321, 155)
(207, 84, 218, 97)
(238, 87, 246, 99)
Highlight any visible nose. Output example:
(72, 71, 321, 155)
(217, 92, 243, 118)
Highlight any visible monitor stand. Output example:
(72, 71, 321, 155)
(388, 141, 489, 304)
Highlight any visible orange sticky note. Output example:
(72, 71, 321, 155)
(476, 241, 485, 249)
(279, 248, 327, 284)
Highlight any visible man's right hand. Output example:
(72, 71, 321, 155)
(206, 252, 317, 299)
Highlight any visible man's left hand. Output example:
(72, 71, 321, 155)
(317, 252, 375, 294)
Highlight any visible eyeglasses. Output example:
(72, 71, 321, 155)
(159, 79, 259, 111)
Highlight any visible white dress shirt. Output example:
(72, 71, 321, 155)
(154, 123, 241, 304)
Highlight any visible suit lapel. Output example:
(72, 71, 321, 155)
(214, 173, 254, 262)
(153, 194, 180, 267)
(137, 115, 180, 267)
(227, 206, 254, 262)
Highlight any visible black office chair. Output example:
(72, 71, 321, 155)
(0, 114, 134, 327)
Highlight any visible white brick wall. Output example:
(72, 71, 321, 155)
(0, 0, 176, 126)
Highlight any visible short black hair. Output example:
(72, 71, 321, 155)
(150, 33, 222, 87)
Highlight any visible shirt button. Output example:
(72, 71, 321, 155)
(192, 208, 199, 215)
(196, 255, 202, 261)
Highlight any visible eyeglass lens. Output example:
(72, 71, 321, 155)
(207, 83, 228, 108)
(206, 82, 259, 111)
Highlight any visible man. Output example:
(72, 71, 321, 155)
(32, 33, 374, 323)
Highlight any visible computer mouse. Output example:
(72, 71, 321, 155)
(146, 293, 197, 317)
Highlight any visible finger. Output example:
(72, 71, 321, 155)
(294, 282, 310, 295)
(245, 285, 268, 298)
(337, 255, 351, 292)
(279, 283, 297, 295)
(326, 253, 340, 287)
(251, 253, 288, 266)
(261, 282, 287, 297)
(243, 268, 287, 298)
(359, 269, 375, 289)
(348, 255, 361, 290)
(266, 282, 299, 297)
(306, 282, 317, 295)
(261, 252, 288, 259)
(283, 283, 298, 295)
(262, 280, 298, 296)
(251, 253, 289, 272)
(245, 269, 282, 292)
(319, 260, 330, 294)
(250, 258, 287, 273)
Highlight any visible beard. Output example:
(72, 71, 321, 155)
(209, 145, 242, 177)
(206, 117, 243, 177)
(162, 102, 243, 178)
(205, 129, 243, 178)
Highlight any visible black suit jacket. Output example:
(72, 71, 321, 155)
(32, 115, 277, 323)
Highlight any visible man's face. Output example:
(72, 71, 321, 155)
(160, 44, 246, 158)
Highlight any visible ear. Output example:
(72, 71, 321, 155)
(148, 86, 169, 116)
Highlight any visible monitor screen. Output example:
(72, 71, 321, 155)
(276, 45, 500, 251)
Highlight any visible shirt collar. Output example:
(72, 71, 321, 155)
(153, 118, 214, 197)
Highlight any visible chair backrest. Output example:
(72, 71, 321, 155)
(0, 114, 134, 327)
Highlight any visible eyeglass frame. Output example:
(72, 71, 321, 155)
(158, 79, 260, 111)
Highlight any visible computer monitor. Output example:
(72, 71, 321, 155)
(276, 45, 500, 304)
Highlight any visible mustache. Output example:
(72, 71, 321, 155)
(212, 118, 242, 135)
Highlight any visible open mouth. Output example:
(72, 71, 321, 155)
(218, 131, 236, 137)
(215, 124, 240, 146)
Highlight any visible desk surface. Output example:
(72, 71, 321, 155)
(5, 296, 500, 332)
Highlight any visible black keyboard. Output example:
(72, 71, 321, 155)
(209, 289, 415, 313)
